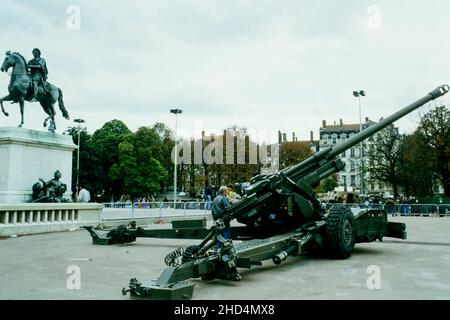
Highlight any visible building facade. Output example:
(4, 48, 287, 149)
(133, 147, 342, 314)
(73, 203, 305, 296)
(318, 118, 394, 195)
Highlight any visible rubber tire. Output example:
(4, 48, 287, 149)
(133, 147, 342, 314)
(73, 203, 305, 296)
(182, 245, 200, 263)
(323, 206, 356, 259)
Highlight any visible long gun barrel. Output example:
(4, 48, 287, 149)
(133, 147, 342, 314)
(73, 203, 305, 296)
(329, 85, 449, 158)
(283, 85, 449, 185)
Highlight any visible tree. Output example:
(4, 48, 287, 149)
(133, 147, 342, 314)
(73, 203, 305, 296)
(91, 120, 131, 201)
(220, 127, 261, 184)
(65, 126, 103, 200)
(176, 126, 263, 196)
(66, 120, 177, 201)
(132, 126, 169, 196)
(110, 139, 167, 198)
(152, 122, 176, 190)
(279, 141, 313, 170)
(398, 133, 435, 197)
(417, 105, 450, 196)
(150, 123, 175, 168)
(365, 124, 402, 198)
(318, 175, 338, 193)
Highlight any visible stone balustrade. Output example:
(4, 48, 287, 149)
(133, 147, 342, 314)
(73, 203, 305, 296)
(0, 203, 102, 237)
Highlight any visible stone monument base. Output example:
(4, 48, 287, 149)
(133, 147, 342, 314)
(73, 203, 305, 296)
(0, 127, 77, 203)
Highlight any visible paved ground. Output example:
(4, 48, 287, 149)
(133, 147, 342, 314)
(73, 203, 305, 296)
(1, 217, 449, 300)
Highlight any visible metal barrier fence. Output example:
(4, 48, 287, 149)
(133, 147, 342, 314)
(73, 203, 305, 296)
(324, 203, 450, 216)
(101, 201, 212, 221)
(100, 201, 450, 222)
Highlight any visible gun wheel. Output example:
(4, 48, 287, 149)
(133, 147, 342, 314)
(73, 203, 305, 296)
(323, 206, 355, 259)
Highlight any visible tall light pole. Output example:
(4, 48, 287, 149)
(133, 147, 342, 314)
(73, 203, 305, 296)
(170, 109, 182, 205)
(353, 90, 366, 200)
(74, 118, 85, 191)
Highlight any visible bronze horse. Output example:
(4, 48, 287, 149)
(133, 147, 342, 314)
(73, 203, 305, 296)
(0, 51, 69, 130)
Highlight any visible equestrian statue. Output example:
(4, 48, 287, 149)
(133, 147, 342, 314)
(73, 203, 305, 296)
(0, 48, 69, 132)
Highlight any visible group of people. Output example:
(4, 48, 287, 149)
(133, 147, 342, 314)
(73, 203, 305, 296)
(136, 196, 156, 208)
(204, 184, 242, 209)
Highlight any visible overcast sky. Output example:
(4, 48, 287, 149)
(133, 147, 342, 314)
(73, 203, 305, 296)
(0, 0, 448, 143)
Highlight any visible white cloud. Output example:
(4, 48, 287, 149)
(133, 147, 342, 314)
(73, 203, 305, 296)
(0, 0, 448, 143)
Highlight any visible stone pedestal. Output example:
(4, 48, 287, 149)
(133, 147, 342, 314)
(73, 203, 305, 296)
(0, 127, 77, 203)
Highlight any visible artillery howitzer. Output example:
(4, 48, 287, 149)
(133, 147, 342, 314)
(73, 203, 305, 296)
(86, 85, 449, 300)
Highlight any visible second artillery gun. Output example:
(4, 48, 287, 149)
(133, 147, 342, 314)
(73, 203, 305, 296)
(87, 85, 449, 300)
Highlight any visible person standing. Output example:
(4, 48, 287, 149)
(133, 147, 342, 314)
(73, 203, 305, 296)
(205, 184, 213, 210)
(211, 186, 241, 281)
(78, 186, 91, 203)
(211, 186, 232, 246)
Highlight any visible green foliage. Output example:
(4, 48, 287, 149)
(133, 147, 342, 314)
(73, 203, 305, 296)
(417, 105, 450, 196)
(398, 133, 435, 197)
(70, 105, 449, 202)
(368, 105, 450, 197)
(218, 128, 261, 184)
(318, 175, 338, 193)
(69, 120, 172, 201)
(66, 126, 103, 199)
(152, 122, 176, 184)
(178, 127, 262, 195)
(90, 120, 132, 200)
(365, 124, 402, 198)
(279, 141, 313, 170)
(106, 127, 170, 199)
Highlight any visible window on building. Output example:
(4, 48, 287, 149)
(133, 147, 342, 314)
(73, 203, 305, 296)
(332, 136, 336, 144)
(350, 161, 355, 172)
(350, 148, 355, 157)
(343, 176, 347, 186)
(351, 175, 356, 186)
(341, 152, 345, 158)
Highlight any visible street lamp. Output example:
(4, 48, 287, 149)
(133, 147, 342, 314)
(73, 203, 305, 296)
(73, 118, 85, 191)
(352, 90, 366, 200)
(170, 109, 182, 205)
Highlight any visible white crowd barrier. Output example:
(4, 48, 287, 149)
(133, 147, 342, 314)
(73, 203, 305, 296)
(100, 201, 212, 221)
(99, 201, 450, 223)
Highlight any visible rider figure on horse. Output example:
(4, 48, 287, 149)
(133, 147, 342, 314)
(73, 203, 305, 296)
(28, 48, 48, 102)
